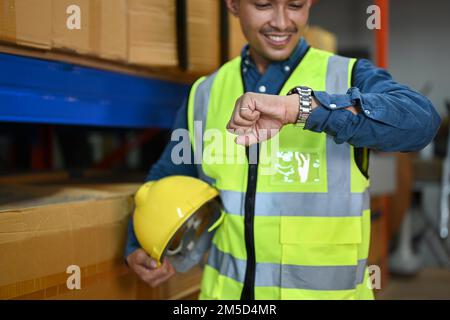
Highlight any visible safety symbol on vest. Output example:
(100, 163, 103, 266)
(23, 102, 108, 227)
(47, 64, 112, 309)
(274, 151, 321, 184)
(294, 152, 310, 183)
(275, 152, 296, 182)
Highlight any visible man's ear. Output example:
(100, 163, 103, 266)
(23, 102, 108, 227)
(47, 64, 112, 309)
(224, 0, 239, 17)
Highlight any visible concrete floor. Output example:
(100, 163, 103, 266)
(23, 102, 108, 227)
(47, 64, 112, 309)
(378, 268, 450, 300)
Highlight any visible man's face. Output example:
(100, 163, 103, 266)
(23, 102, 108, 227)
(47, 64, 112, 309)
(227, 0, 311, 62)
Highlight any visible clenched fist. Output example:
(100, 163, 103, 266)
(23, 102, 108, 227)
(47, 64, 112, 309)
(226, 92, 301, 146)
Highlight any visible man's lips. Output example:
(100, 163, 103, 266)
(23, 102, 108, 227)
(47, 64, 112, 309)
(262, 33, 293, 46)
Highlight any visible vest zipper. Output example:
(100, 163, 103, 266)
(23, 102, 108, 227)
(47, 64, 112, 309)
(237, 45, 310, 300)
(240, 144, 259, 300)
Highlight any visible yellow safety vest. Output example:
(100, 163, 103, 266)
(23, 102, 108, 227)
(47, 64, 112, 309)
(187, 47, 374, 300)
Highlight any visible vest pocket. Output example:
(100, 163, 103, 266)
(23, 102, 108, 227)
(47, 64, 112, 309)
(279, 217, 362, 299)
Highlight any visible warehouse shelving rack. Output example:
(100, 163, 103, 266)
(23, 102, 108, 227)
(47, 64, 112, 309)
(0, 51, 189, 129)
(0, 47, 192, 170)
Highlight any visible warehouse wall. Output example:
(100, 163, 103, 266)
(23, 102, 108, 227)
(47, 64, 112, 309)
(309, 0, 450, 115)
(309, 0, 369, 51)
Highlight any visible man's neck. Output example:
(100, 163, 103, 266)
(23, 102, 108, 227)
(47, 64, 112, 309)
(249, 47, 271, 74)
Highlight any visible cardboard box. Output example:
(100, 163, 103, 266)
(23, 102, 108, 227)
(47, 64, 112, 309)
(0, 180, 205, 300)
(0, 0, 52, 49)
(52, 0, 97, 55)
(187, 0, 220, 73)
(128, 0, 177, 67)
(97, 0, 127, 62)
(303, 25, 337, 53)
(0, 170, 112, 186)
(0, 183, 138, 299)
(0, 0, 127, 61)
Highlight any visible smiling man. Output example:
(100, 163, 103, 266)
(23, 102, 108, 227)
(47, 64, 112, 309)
(125, 0, 441, 300)
(238, 0, 306, 68)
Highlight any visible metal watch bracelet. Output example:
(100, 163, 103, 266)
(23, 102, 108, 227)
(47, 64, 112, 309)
(287, 86, 313, 125)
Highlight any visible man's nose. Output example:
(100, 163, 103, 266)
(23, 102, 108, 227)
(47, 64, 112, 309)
(270, 8, 290, 31)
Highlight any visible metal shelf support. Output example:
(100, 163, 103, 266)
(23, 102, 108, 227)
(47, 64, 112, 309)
(0, 53, 189, 129)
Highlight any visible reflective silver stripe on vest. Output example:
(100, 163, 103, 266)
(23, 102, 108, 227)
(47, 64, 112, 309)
(193, 73, 217, 185)
(356, 257, 367, 285)
(326, 55, 352, 197)
(208, 244, 367, 290)
(219, 189, 370, 217)
(327, 55, 351, 95)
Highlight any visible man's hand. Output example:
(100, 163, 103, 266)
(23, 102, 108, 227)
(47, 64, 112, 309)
(226, 92, 359, 146)
(126, 248, 176, 287)
(226, 92, 314, 146)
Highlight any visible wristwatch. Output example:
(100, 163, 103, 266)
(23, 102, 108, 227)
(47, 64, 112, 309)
(287, 86, 313, 125)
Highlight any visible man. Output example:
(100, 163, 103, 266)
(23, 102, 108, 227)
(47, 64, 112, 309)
(125, 0, 440, 299)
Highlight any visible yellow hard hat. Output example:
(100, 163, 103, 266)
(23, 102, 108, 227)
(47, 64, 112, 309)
(133, 176, 222, 271)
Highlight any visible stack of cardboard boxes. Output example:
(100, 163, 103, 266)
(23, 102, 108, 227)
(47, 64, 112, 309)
(0, 0, 222, 73)
(186, 0, 220, 73)
(127, 0, 177, 67)
(0, 175, 204, 300)
(0, 181, 137, 299)
(0, 1, 340, 76)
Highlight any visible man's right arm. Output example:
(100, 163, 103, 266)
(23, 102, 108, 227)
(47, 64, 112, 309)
(125, 100, 197, 260)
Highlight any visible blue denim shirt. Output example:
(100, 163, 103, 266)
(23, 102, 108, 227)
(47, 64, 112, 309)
(125, 39, 441, 258)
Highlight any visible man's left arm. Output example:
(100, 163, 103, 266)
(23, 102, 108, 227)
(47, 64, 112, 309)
(306, 59, 441, 152)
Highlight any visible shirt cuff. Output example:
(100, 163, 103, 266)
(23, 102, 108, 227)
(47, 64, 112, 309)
(305, 88, 366, 143)
(313, 88, 361, 110)
(305, 105, 352, 140)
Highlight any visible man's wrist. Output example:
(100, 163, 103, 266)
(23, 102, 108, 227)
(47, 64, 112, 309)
(284, 94, 319, 124)
(285, 94, 300, 124)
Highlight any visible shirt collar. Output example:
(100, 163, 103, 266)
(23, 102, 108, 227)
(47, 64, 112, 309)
(240, 38, 309, 75)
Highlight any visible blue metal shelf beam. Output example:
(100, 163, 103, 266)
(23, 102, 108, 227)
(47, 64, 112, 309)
(0, 53, 189, 129)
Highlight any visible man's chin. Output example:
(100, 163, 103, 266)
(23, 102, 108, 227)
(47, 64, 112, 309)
(261, 49, 294, 62)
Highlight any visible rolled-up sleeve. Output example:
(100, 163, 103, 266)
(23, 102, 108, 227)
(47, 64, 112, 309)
(305, 58, 441, 152)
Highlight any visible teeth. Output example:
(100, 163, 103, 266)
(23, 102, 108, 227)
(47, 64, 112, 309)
(267, 35, 289, 42)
